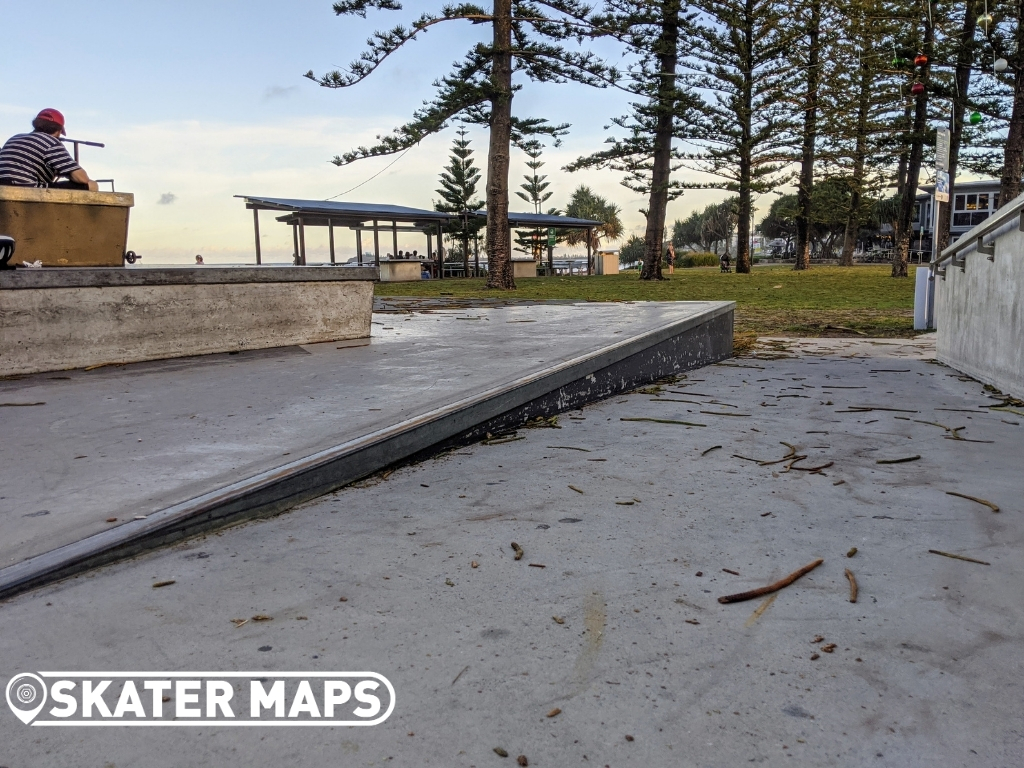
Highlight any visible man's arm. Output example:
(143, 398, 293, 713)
(69, 168, 98, 192)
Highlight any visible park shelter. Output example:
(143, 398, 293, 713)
(236, 196, 601, 276)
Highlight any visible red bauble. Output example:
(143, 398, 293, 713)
(914, 54, 928, 66)
(911, 82, 925, 95)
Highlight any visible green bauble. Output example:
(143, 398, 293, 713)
(969, 111, 983, 125)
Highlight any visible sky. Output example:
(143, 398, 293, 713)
(1, 1, 736, 264)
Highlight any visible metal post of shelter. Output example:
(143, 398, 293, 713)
(392, 220, 399, 261)
(328, 219, 336, 265)
(586, 229, 593, 275)
(292, 224, 300, 266)
(252, 208, 262, 265)
(426, 231, 433, 270)
(474, 234, 480, 277)
(372, 219, 381, 267)
(436, 222, 444, 279)
(298, 217, 307, 265)
(356, 228, 364, 266)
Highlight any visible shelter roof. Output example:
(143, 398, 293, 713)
(237, 196, 455, 227)
(238, 196, 600, 230)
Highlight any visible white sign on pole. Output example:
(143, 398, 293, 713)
(936, 128, 950, 171)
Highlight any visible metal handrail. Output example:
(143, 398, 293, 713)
(934, 190, 1024, 270)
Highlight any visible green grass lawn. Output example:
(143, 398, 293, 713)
(375, 265, 922, 338)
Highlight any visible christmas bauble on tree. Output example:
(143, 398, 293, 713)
(969, 111, 983, 125)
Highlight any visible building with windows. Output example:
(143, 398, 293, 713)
(913, 179, 1002, 257)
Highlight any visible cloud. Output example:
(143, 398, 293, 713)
(263, 85, 299, 101)
(157, 192, 176, 205)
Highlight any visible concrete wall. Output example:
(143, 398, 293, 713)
(1, 269, 374, 375)
(935, 226, 1024, 399)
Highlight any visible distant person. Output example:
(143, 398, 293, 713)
(195, 255, 204, 265)
(0, 109, 98, 190)
(411, 249, 419, 260)
(397, 250, 405, 259)
(666, 243, 676, 274)
(720, 252, 731, 272)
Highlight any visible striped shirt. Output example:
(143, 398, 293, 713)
(0, 132, 80, 187)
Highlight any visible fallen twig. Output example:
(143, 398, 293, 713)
(0, 402, 45, 407)
(928, 549, 990, 566)
(876, 455, 921, 464)
(548, 445, 591, 452)
(700, 410, 752, 417)
(511, 542, 524, 560)
(568, 484, 584, 494)
(945, 491, 999, 513)
(722, 568, 739, 576)
(718, 558, 824, 604)
(825, 325, 867, 335)
(701, 445, 723, 456)
(621, 417, 706, 427)
(838, 406, 919, 413)
(844, 569, 858, 603)
(483, 435, 525, 446)
(528, 563, 546, 568)
(451, 665, 470, 686)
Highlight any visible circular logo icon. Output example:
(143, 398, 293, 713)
(6, 673, 48, 724)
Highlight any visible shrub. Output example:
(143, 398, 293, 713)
(679, 252, 720, 268)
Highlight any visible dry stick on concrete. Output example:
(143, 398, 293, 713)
(568, 484, 585, 494)
(945, 491, 1000, 513)
(620, 417, 707, 427)
(845, 569, 858, 603)
(548, 445, 591, 452)
(451, 665, 470, 686)
(928, 549, 990, 565)
(718, 559, 824, 604)
(701, 445, 723, 456)
(0, 402, 45, 407)
(825, 325, 867, 335)
(876, 455, 921, 464)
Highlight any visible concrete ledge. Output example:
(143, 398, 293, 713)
(0, 265, 379, 289)
(1, 268, 376, 376)
(0, 302, 732, 600)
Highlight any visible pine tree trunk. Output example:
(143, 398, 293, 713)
(893, 9, 931, 278)
(999, 0, 1024, 209)
(485, 0, 515, 290)
(794, 0, 820, 271)
(937, 1, 977, 251)
(841, 43, 873, 267)
(735, 8, 754, 275)
(639, 0, 681, 281)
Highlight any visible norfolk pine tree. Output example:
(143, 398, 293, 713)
(564, 0, 699, 280)
(435, 126, 486, 276)
(514, 139, 557, 264)
(684, 0, 795, 274)
(306, 0, 613, 289)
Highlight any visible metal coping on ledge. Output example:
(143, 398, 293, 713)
(0, 266, 381, 290)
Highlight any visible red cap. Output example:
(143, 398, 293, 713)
(35, 108, 66, 135)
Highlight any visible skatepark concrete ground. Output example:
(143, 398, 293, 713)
(2, 331, 1021, 767)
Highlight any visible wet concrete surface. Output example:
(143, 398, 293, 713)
(1, 334, 1021, 767)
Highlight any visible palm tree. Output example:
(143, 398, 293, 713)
(564, 185, 623, 252)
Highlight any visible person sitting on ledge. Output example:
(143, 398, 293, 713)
(0, 109, 98, 191)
